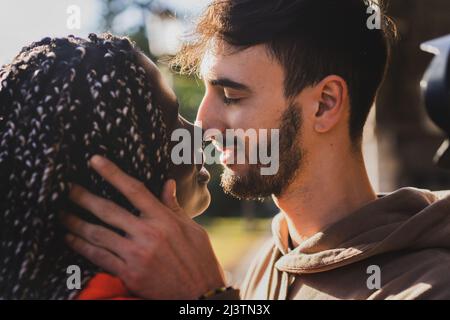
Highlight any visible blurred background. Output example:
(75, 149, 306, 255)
(0, 0, 449, 285)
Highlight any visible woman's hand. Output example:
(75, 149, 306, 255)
(62, 155, 226, 300)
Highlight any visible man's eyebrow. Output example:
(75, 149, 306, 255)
(209, 78, 251, 91)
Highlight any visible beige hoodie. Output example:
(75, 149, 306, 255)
(240, 188, 450, 300)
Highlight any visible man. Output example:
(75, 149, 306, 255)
(63, 0, 450, 299)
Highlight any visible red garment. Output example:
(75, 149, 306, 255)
(75, 273, 139, 300)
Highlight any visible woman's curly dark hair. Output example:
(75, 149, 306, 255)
(0, 33, 170, 299)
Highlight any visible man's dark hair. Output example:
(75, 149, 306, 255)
(173, 0, 397, 145)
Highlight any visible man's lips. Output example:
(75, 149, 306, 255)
(212, 141, 234, 154)
(219, 148, 235, 165)
(212, 141, 239, 165)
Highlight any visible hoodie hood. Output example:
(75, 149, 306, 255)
(272, 187, 450, 275)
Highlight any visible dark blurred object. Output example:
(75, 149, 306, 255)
(421, 34, 450, 168)
(375, 2, 450, 191)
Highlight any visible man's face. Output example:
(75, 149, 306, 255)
(197, 42, 304, 199)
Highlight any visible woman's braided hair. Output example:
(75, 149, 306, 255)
(0, 33, 170, 299)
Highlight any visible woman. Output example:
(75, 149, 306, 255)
(0, 33, 211, 299)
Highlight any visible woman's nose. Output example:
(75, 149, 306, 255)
(179, 116, 205, 167)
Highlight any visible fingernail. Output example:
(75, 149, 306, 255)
(90, 155, 104, 166)
(172, 180, 176, 197)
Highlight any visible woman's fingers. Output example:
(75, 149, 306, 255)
(65, 233, 126, 277)
(89, 155, 166, 216)
(69, 184, 140, 234)
(62, 213, 133, 258)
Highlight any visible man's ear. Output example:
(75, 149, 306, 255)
(313, 75, 348, 133)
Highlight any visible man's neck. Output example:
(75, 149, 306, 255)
(273, 148, 377, 247)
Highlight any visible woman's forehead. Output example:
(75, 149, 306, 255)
(136, 51, 177, 104)
(135, 51, 179, 124)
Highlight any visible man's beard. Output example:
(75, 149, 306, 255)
(220, 102, 303, 200)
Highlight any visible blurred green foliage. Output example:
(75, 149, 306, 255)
(172, 74, 204, 123)
(201, 217, 271, 273)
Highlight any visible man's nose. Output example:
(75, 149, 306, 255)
(196, 94, 225, 132)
